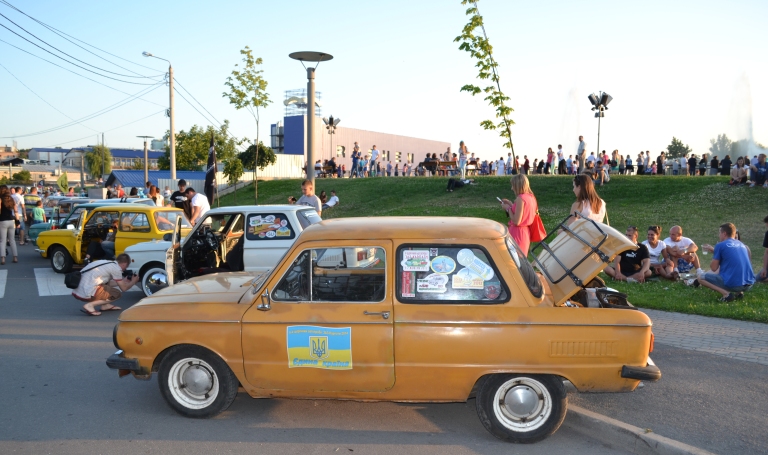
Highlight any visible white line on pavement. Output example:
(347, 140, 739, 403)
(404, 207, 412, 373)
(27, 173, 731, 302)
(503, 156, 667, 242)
(34, 268, 140, 296)
(0, 270, 6, 299)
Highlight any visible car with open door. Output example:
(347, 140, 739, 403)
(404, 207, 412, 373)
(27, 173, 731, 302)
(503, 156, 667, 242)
(129, 205, 322, 296)
(107, 216, 660, 444)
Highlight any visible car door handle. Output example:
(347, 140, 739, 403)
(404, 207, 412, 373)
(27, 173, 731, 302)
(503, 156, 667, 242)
(363, 311, 390, 320)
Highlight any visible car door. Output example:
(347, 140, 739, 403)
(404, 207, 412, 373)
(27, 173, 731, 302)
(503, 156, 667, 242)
(242, 211, 304, 272)
(165, 215, 182, 285)
(241, 240, 394, 392)
(72, 209, 89, 262)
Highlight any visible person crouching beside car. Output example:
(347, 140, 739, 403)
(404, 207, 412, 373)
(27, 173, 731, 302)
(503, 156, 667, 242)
(72, 253, 139, 316)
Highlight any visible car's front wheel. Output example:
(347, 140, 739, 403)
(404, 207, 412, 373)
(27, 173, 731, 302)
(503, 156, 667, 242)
(50, 246, 73, 273)
(140, 263, 168, 296)
(158, 346, 238, 418)
(476, 374, 566, 443)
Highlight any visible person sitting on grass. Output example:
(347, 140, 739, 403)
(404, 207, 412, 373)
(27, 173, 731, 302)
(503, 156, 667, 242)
(694, 223, 755, 301)
(322, 190, 339, 211)
(729, 157, 749, 186)
(749, 153, 767, 188)
(446, 178, 475, 192)
(664, 225, 705, 279)
(643, 225, 675, 280)
(757, 215, 768, 284)
(604, 226, 651, 283)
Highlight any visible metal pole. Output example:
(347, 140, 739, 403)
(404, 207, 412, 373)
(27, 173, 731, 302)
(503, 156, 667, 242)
(597, 109, 601, 161)
(169, 65, 176, 180)
(80, 152, 84, 189)
(143, 139, 149, 185)
(307, 67, 315, 184)
(101, 133, 105, 178)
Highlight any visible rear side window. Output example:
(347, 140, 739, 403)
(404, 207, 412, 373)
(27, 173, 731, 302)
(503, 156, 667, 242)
(396, 245, 509, 304)
(246, 213, 295, 241)
(296, 209, 322, 230)
(506, 236, 543, 298)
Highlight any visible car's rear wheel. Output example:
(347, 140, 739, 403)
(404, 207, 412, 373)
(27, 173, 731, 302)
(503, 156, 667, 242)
(158, 346, 238, 418)
(476, 374, 566, 443)
(140, 263, 167, 297)
(50, 246, 73, 273)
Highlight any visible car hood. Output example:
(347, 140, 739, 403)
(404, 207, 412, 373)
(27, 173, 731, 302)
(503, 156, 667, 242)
(125, 239, 171, 253)
(120, 272, 265, 322)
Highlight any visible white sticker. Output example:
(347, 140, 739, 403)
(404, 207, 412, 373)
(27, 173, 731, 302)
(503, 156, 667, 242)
(452, 268, 485, 289)
(266, 230, 276, 238)
(401, 250, 430, 272)
(456, 249, 495, 281)
(416, 274, 448, 293)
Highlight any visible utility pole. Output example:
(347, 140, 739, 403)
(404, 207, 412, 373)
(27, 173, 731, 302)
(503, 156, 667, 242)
(101, 132, 105, 178)
(169, 65, 176, 180)
(137, 136, 153, 187)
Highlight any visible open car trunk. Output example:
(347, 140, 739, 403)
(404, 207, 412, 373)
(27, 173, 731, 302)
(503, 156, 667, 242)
(531, 217, 637, 307)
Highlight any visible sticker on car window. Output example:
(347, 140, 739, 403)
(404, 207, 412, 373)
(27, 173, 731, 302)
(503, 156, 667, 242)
(246, 213, 295, 241)
(430, 256, 456, 274)
(456, 248, 495, 281)
(416, 273, 449, 293)
(452, 268, 485, 289)
(287, 326, 352, 370)
(429, 248, 438, 256)
(401, 250, 430, 271)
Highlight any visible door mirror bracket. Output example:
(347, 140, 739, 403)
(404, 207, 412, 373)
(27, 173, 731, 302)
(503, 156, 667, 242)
(258, 289, 272, 311)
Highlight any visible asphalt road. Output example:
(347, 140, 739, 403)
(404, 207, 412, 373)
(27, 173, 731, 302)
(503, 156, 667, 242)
(0, 245, 626, 455)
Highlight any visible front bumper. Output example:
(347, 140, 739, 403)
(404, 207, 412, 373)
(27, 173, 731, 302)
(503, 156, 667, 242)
(621, 356, 661, 382)
(106, 350, 141, 377)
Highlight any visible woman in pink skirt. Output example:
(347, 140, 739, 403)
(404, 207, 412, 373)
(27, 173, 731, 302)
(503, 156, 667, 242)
(500, 174, 539, 257)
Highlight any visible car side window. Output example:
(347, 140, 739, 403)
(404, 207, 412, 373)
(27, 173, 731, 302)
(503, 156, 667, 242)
(396, 245, 509, 304)
(272, 247, 386, 302)
(85, 211, 118, 228)
(246, 213, 295, 240)
(119, 212, 150, 232)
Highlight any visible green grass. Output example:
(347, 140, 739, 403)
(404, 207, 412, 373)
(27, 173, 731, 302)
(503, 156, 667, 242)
(218, 174, 768, 323)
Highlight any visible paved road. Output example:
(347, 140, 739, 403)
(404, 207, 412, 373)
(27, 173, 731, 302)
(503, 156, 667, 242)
(0, 246, 624, 455)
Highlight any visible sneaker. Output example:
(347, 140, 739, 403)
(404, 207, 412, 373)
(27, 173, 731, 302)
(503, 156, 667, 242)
(719, 293, 735, 302)
(626, 277, 638, 283)
(736, 292, 744, 300)
(696, 268, 706, 278)
(750, 182, 756, 188)
(684, 278, 698, 287)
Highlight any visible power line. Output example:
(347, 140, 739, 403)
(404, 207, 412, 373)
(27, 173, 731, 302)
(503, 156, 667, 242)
(172, 85, 247, 152)
(1, 82, 165, 138)
(42, 109, 167, 148)
(0, 21, 158, 85)
(0, 0, 161, 74)
(0, 37, 166, 106)
(0, 60, 99, 133)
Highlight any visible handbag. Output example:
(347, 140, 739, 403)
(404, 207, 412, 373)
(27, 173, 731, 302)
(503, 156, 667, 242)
(529, 211, 547, 243)
(64, 261, 112, 289)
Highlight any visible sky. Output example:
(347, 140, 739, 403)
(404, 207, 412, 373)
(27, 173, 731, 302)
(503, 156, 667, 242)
(1, 0, 766, 163)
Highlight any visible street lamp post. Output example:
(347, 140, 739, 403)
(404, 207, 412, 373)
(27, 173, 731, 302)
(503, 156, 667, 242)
(143, 52, 176, 180)
(322, 115, 341, 167)
(587, 92, 613, 160)
(289, 52, 333, 184)
(137, 135, 153, 186)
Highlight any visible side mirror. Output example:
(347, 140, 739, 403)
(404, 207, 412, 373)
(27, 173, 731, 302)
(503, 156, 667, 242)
(257, 289, 271, 311)
(162, 233, 172, 241)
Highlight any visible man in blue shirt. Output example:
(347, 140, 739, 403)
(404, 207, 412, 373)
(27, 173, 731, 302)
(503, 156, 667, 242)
(696, 222, 755, 301)
(351, 142, 361, 178)
(749, 153, 767, 188)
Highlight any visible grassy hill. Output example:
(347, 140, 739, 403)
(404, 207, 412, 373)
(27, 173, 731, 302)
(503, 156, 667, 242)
(219, 174, 768, 323)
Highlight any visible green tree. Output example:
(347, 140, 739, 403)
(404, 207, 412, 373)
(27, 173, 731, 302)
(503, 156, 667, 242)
(158, 121, 242, 171)
(708, 134, 732, 159)
(17, 148, 30, 159)
(238, 142, 276, 171)
(84, 145, 112, 178)
(223, 46, 271, 202)
(130, 159, 144, 170)
(455, 0, 517, 169)
(666, 137, 692, 159)
(12, 169, 31, 183)
(223, 158, 244, 204)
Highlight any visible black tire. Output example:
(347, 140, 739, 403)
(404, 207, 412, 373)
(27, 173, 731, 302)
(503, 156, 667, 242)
(50, 246, 73, 273)
(476, 374, 566, 444)
(158, 345, 238, 418)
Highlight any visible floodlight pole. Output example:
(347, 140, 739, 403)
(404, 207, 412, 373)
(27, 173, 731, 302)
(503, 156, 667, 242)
(307, 67, 316, 184)
(137, 135, 153, 186)
(597, 107, 602, 159)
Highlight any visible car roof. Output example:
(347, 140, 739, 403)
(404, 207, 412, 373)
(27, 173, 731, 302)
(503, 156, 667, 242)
(86, 204, 178, 213)
(206, 204, 314, 214)
(299, 217, 508, 241)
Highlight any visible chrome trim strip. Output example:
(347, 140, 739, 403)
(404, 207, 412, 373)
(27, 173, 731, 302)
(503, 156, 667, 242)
(242, 321, 390, 325)
(118, 320, 240, 323)
(394, 321, 651, 327)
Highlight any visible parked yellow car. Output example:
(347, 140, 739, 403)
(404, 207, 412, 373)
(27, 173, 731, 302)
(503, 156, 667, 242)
(107, 216, 659, 443)
(36, 204, 192, 273)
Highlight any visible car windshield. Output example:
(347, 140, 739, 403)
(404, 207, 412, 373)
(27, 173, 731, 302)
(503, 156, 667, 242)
(154, 211, 191, 231)
(505, 236, 543, 298)
(296, 209, 322, 229)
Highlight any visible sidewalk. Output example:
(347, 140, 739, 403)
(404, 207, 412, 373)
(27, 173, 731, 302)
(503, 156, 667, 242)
(569, 308, 768, 454)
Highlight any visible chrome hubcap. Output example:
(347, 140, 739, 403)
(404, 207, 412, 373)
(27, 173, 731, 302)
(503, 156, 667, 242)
(144, 271, 168, 295)
(182, 365, 214, 395)
(492, 377, 552, 431)
(503, 386, 539, 418)
(168, 357, 219, 410)
(53, 251, 64, 269)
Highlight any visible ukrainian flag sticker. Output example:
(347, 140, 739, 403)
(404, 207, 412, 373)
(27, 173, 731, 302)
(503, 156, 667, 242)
(287, 326, 353, 369)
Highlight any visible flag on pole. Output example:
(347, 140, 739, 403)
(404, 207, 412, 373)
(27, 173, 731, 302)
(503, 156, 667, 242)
(204, 132, 217, 205)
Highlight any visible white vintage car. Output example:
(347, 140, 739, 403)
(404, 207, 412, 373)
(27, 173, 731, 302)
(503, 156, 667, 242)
(126, 205, 322, 296)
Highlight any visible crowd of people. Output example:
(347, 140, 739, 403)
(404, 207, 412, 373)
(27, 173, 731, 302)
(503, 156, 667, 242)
(497, 173, 764, 302)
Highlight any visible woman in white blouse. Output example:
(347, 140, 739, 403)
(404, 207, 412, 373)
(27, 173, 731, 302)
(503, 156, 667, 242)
(568, 174, 606, 224)
(642, 225, 675, 279)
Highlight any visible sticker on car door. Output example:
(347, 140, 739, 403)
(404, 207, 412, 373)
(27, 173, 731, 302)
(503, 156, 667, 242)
(286, 325, 352, 370)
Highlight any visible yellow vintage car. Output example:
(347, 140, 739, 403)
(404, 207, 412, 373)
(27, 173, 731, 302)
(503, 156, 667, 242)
(107, 216, 660, 444)
(36, 204, 192, 273)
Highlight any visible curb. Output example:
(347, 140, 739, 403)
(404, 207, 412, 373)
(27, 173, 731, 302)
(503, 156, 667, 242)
(564, 405, 715, 455)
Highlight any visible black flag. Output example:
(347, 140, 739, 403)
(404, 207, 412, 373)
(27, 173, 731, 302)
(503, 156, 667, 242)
(204, 132, 217, 205)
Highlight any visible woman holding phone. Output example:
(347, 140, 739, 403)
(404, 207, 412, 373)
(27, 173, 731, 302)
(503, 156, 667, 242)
(500, 174, 538, 257)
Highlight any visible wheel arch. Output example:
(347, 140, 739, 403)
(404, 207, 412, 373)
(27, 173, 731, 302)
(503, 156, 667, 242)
(139, 261, 165, 279)
(150, 343, 243, 387)
(467, 371, 571, 400)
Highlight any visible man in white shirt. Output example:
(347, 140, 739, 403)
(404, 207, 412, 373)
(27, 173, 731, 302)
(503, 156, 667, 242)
(586, 152, 597, 165)
(679, 155, 688, 175)
(369, 145, 380, 177)
(73, 254, 140, 315)
(11, 187, 25, 244)
(506, 153, 513, 175)
(322, 190, 339, 210)
(557, 144, 565, 174)
(184, 187, 211, 226)
(577, 136, 586, 173)
(664, 225, 705, 278)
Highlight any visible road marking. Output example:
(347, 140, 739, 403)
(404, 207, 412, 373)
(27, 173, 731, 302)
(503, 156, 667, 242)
(0, 270, 6, 298)
(34, 268, 140, 296)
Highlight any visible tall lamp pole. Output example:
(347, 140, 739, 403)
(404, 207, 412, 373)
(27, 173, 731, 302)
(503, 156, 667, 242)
(587, 92, 613, 159)
(143, 52, 176, 179)
(289, 51, 334, 184)
(137, 135, 153, 187)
